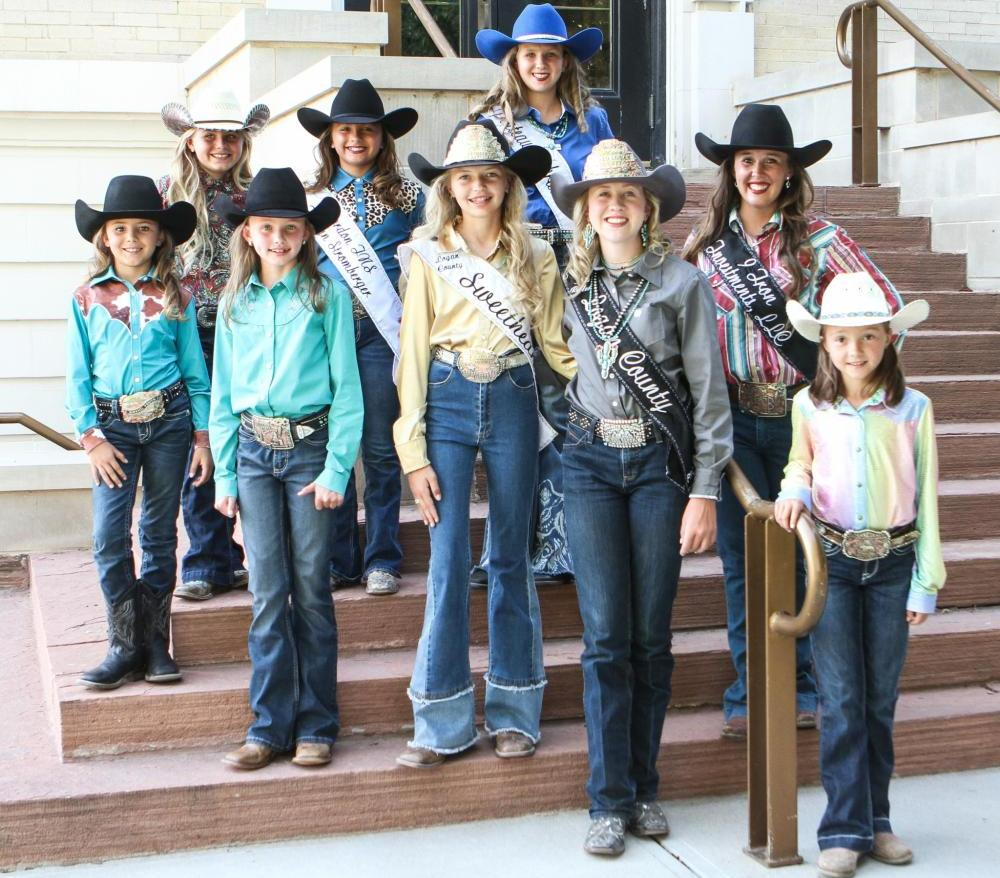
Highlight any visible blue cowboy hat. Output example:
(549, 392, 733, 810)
(475, 3, 603, 66)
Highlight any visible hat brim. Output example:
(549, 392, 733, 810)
(786, 298, 929, 343)
(694, 131, 833, 168)
(475, 27, 603, 65)
(551, 164, 688, 224)
(75, 200, 197, 245)
(297, 106, 418, 140)
(408, 144, 552, 188)
(217, 195, 341, 233)
(161, 102, 270, 138)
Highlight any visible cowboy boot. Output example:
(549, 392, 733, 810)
(140, 580, 183, 683)
(79, 589, 145, 690)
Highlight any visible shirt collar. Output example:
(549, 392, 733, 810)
(92, 265, 156, 287)
(200, 170, 236, 195)
(250, 265, 301, 294)
(520, 100, 574, 125)
(442, 225, 503, 262)
(728, 206, 782, 238)
(333, 166, 374, 191)
(591, 248, 664, 287)
(834, 386, 887, 413)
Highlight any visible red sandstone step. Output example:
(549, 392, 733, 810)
(904, 331, 1000, 375)
(866, 250, 967, 290)
(909, 375, 1000, 421)
(937, 423, 1000, 479)
(918, 291, 1000, 332)
(3, 683, 997, 871)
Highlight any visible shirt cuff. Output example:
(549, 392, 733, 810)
(317, 466, 349, 496)
(906, 589, 937, 615)
(81, 428, 107, 453)
(776, 485, 813, 509)
(689, 470, 722, 500)
(688, 494, 718, 502)
(215, 476, 238, 501)
(193, 430, 210, 448)
(396, 439, 430, 475)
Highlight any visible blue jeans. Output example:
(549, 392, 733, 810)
(813, 541, 914, 852)
(563, 419, 685, 817)
(329, 316, 403, 581)
(91, 392, 192, 604)
(717, 404, 817, 719)
(409, 359, 545, 753)
(181, 337, 245, 585)
(237, 424, 338, 750)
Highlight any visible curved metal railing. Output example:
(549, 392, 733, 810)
(0, 413, 82, 451)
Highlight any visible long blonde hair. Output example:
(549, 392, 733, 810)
(305, 125, 409, 209)
(413, 168, 544, 323)
(164, 129, 254, 272)
(88, 226, 185, 319)
(469, 46, 598, 133)
(221, 221, 327, 321)
(565, 190, 668, 292)
(682, 156, 816, 298)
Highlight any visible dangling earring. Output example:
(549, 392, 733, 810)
(583, 222, 594, 249)
(785, 177, 792, 190)
(640, 222, 649, 248)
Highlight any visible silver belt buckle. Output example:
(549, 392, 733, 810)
(842, 528, 891, 561)
(597, 418, 647, 449)
(456, 348, 502, 383)
(738, 382, 788, 417)
(119, 390, 165, 424)
(250, 414, 295, 450)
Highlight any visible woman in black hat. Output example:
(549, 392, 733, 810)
(298, 78, 424, 598)
(682, 103, 904, 740)
(393, 120, 575, 768)
(66, 175, 210, 692)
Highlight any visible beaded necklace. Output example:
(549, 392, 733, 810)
(524, 111, 570, 151)
(584, 269, 651, 379)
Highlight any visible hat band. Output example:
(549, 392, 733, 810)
(516, 32, 567, 41)
(822, 310, 890, 320)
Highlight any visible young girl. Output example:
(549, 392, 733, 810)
(210, 168, 362, 770)
(682, 103, 904, 739)
(159, 90, 271, 602)
(393, 120, 574, 768)
(470, 1, 614, 583)
(298, 77, 423, 596)
(67, 175, 211, 690)
(551, 140, 732, 856)
(775, 272, 941, 878)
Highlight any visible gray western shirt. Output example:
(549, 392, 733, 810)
(562, 250, 734, 498)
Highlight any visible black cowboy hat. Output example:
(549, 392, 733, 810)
(75, 175, 197, 244)
(216, 167, 340, 232)
(695, 103, 832, 168)
(297, 78, 418, 140)
(551, 139, 687, 223)
(408, 119, 551, 187)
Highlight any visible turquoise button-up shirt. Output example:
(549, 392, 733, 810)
(209, 267, 363, 499)
(65, 266, 211, 443)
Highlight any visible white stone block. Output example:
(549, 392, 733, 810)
(0, 320, 67, 380)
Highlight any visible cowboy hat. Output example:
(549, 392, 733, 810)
(786, 272, 929, 342)
(475, 3, 603, 65)
(161, 90, 270, 137)
(216, 168, 340, 232)
(695, 103, 832, 168)
(408, 119, 551, 187)
(297, 78, 418, 140)
(551, 139, 687, 223)
(75, 175, 197, 244)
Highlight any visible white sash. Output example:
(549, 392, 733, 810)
(309, 196, 401, 379)
(401, 238, 557, 449)
(487, 107, 575, 231)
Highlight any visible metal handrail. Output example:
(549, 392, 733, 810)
(0, 413, 82, 451)
(726, 460, 827, 637)
(836, 0, 1000, 114)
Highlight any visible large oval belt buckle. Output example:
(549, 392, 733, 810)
(842, 528, 891, 561)
(119, 390, 165, 424)
(457, 348, 502, 383)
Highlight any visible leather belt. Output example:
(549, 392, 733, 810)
(814, 519, 919, 562)
(240, 409, 328, 451)
(727, 381, 806, 418)
(568, 405, 657, 449)
(433, 346, 530, 383)
(94, 380, 186, 424)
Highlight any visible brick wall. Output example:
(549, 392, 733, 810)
(754, 1, 1000, 74)
(0, 0, 266, 61)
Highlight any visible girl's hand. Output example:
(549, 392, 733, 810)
(189, 446, 214, 487)
(408, 465, 441, 527)
(679, 497, 716, 556)
(298, 481, 344, 510)
(774, 499, 806, 532)
(907, 611, 928, 626)
(87, 440, 128, 488)
(216, 495, 238, 518)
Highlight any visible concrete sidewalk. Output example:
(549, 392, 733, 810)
(15, 767, 997, 877)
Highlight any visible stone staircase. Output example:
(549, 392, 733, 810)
(3, 184, 1000, 871)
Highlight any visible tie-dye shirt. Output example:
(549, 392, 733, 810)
(778, 386, 945, 613)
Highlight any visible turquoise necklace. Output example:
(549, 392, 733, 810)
(525, 112, 570, 151)
(585, 270, 651, 379)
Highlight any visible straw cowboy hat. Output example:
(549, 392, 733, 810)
(161, 90, 270, 137)
(297, 78, 418, 140)
(475, 3, 603, 65)
(216, 168, 340, 232)
(551, 139, 687, 223)
(408, 119, 551, 187)
(695, 103, 832, 168)
(786, 272, 929, 342)
(75, 175, 196, 244)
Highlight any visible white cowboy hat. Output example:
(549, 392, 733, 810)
(786, 272, 929, 342)
(161, 90, 270, 137)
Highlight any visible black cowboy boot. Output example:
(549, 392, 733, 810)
(79, 589, 145, 690)
(140, 580, 182, 683)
